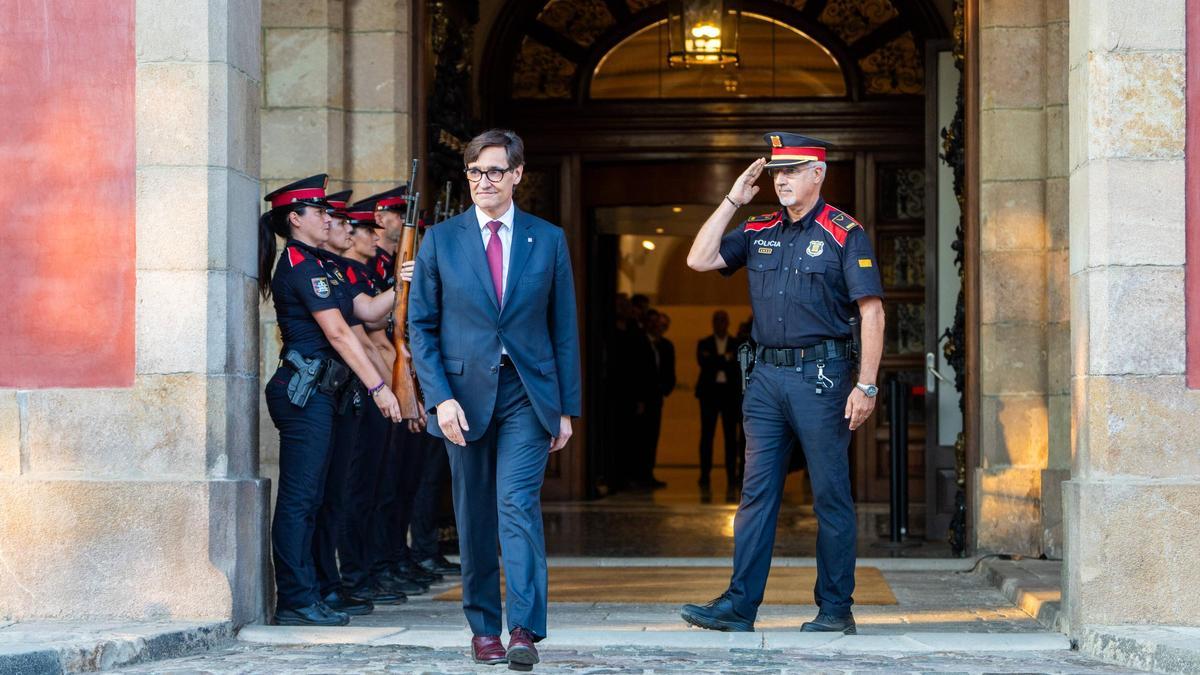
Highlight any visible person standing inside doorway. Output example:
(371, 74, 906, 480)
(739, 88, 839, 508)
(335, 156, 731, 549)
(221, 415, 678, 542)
(681, 133, 885, 635)
(695, 309, 744, 500)
(408, 129, 582, 669)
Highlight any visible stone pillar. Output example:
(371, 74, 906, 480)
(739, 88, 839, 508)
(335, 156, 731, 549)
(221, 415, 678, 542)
(1065, 0, 1199, 629)
(974, 0, 1051, 555)
(0, 0, 268, 623)
(1041, 0, 1071, 560)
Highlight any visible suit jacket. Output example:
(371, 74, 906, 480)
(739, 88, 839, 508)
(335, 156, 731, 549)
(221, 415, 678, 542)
(408, 207, 582, 441)
(695, 334, 742, 399)
(652, 336, 676, 399)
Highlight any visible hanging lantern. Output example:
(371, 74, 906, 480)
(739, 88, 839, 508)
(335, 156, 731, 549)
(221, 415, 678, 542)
(666, 0, 741, 67)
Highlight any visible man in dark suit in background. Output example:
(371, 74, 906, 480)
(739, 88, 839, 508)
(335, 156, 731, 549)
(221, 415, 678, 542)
(408, 129, 581, 669)
(695, 310, 745, 499)
(640, 309, 676, 488)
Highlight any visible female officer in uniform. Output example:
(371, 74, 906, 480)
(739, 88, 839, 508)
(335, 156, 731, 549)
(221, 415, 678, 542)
(257, 174, 404, 626)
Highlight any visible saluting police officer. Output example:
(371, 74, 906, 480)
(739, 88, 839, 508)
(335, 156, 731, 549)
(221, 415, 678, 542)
(258, 175, 406, 626)
(681, 133, 885, 635)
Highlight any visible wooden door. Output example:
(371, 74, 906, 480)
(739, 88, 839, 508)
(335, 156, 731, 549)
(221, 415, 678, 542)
(851, 152, 930, 531)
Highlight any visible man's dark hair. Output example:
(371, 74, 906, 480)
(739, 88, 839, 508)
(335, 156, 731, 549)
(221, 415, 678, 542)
(464, 129, 525, 168)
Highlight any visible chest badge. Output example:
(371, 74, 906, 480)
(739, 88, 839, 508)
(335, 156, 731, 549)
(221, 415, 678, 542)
(757, 247, 774, 254)
(311, 277, 331, 298)
(806, 240, 825, 257)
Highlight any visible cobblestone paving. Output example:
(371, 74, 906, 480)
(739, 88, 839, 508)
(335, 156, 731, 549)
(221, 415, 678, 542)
(111, 642, 1135, 674)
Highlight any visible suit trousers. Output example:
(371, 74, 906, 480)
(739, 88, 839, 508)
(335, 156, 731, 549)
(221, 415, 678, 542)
(409, 431, 450, 562)
(342, 402, 388, 591)
(313, 389, 365, 597)
(726, 358, 857, 621)
(447, 364, 550, 638)
(698, 386, 744, 484)
(265, 367, 337, 610)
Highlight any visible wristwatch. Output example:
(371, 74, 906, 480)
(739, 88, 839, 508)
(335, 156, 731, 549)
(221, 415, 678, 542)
(855, 382, 879, 397)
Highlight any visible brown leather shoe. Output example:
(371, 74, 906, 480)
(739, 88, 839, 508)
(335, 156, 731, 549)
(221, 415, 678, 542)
(506, 627, 540, 668)
(471, 635, 508, 665)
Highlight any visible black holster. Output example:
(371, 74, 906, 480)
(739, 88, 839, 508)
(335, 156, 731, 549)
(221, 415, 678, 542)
(848, 315, 862, 369)
(282, 349, 352, 408)
(737, 341, 755, 393)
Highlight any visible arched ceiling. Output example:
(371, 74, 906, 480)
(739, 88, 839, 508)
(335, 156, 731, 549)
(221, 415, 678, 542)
(483, 0, 948, 104)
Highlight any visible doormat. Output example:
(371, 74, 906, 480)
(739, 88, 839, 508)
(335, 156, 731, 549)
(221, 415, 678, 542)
(434, 566, 896, 605)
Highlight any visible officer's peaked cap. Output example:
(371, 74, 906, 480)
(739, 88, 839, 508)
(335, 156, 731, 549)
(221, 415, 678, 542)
(763, 132, 831, 168)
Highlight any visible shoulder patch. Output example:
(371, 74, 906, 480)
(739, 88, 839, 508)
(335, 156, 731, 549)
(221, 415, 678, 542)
(814, 204, 860, 247)
(743, 211, 783, 233)
(286, 246, 306, 268)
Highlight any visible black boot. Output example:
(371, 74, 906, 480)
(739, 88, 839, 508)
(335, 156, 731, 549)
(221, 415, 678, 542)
(322, 590, 374, 616)
(275, 601, 349, 626)
(348, 583, 407, 605)
(417, 553, 462, 576)
(377, 570, 428, 595)
(680, 594, 754, 632)
(800, 612, 856, 634)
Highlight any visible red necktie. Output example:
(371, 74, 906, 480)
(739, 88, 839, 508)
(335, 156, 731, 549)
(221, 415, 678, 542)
(486, 220, 504, 305)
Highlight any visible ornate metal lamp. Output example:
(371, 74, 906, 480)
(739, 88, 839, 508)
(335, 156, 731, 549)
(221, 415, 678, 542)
(666, 0, 741, 67)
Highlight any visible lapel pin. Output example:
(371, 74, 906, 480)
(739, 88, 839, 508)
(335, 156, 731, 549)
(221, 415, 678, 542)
(527, 237, 533, 243)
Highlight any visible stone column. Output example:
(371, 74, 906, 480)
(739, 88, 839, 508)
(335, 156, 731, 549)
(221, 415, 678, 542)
(1065, 0, 1199, 629)
(974, 0, 1051, 555)
(1041, 0, 1071, 560)
(0, 0, 269, 623)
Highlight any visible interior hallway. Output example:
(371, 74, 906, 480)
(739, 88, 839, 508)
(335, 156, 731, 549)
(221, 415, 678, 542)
(543, 467, 947, 558)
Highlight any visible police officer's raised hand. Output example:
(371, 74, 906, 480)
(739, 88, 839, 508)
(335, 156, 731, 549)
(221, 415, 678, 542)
(844, 388, 876, 431)
(373, 386, 404, 423)
(437, 398, 470, 446)
(727, 158, 766, 207)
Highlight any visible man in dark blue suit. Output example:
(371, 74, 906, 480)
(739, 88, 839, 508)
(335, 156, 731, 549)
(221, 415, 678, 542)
(408, 129, 581, 669)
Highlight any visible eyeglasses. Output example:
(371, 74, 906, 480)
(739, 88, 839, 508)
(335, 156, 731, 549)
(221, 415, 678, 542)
(465, 167, 514, 183)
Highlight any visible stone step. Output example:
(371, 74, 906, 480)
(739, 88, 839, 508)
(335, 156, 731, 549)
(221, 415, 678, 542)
(237, 625, 1071, 653)
(0, 621, 231, 674)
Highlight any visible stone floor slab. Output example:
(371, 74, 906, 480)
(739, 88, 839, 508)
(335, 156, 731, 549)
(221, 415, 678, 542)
(0, 620, 230, 673)
(1078, 625, 1200, 675)
(109, 641, 1139, 673)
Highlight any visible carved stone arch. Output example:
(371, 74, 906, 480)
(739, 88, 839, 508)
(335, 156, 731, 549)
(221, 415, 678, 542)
(479, 0, 948, 115)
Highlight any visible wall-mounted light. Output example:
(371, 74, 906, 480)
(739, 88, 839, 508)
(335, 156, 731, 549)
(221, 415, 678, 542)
(642, 240, 657, 251)
(667, 0, 741, 67)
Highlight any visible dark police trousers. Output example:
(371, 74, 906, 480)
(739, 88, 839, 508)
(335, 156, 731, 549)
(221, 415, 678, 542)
(343, 403, 389, 591)
(265, 367, 337, 610)
(313, 388, 365, 597)
(727, 356, 856, 620)
(409, 431, 450, 562)
(447, 364, 550, 639)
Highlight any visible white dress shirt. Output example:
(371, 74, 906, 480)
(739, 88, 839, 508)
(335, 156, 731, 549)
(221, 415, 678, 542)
(476, 201, 515, 355)
(475, 201, 515, 302)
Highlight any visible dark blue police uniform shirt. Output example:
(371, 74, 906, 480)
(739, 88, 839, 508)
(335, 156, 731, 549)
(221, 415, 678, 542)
(718, 198, 884, 347)
(344, 258, 381, 298)
(271, 239, 353, 359)
(370, 246, 396, 291)
(313, 250, 364, 328)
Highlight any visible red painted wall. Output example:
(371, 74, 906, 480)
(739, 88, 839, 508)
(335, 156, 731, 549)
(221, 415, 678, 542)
(0, 0, 135, 387)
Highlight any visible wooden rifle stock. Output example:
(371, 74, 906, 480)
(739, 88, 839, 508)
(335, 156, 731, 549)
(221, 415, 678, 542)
(389, 158, 423, 420)
(390, 221, 422, 419)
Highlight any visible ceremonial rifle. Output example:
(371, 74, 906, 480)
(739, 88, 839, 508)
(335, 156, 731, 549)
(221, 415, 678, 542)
(390, 159, 423, 419)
